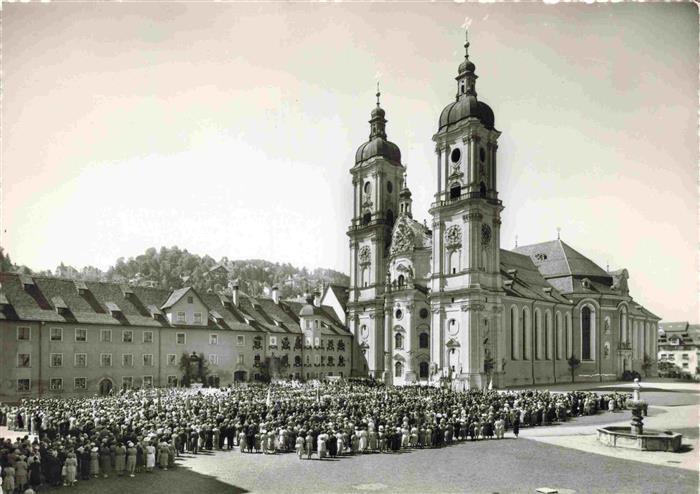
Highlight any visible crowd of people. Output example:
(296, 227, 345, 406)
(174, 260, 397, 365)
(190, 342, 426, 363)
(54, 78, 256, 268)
(0, 381, 631, 493)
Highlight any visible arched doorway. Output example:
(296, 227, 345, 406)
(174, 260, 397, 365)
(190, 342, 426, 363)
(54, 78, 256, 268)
(233, 370, 247, 383)
(419, 361, 429, 379)
(99, 378, 113, 396)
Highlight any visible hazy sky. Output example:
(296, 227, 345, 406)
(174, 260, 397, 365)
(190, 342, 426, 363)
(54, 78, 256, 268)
(2, 2, 697, 322)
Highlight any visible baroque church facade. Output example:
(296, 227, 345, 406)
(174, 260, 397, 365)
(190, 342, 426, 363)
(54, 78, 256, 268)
(344, 35, 660, 389)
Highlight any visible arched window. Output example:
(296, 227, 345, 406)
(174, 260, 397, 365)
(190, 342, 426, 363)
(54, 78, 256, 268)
(398, 275, 405, 288)
(522, 307, 530, 360)
(449, 251, 459, 274)
(510, 306, 517, 360)
(362, 212, 372, 226)
(394, 333, 404, 350)
(479, 182, 486, 197)
(419, 332, 429, 349)
(534, 310, 541, 360)
(363, 181, 371, 195)
(394, 361, 403, 377)
(581, 306, 593, 360)
(556, 312, 563, 360)
(545, 311, 552, 360)
(450, 183, 461, 200)
(419, 361, 429, 379)
(565, 313, 572, 358)
(362, 267, 370, 287)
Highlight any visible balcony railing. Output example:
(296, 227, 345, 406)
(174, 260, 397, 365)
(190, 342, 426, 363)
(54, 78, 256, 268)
(431, 191, 502, 209)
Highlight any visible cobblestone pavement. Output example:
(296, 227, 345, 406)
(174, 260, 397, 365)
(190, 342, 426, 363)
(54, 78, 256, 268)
(3, 380, 697, 494)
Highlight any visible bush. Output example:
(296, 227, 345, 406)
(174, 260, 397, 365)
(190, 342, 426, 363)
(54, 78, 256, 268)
(621, 370, 641, 381)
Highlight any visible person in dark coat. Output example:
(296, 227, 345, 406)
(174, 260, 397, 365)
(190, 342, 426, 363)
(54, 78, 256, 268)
(512, 414, 520, 438)
(328, 433, 338, 458)
(79, 448, 91, 480)
(28, 456, 42, 488)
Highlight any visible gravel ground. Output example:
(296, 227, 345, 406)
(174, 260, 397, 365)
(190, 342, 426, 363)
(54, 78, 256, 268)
(46, 437, 697, 494)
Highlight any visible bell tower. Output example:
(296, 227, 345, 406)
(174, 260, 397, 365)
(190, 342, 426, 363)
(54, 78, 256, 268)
(347, 87, 405, 380)
(428, 30, 504, 390)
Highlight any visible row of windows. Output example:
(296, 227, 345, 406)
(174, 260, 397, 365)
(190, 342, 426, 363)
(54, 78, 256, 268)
(15, 376, 173, 392)
(509, 307, 574, 361)
(173, 311, 205, 324)
(394, 361, 430, 379)
(252, 354, 347, 367)
(660, 353, 692, 360)
(16, 353, 222, 368)
(16, 327, 236, 346)
(394, 332, 429, 350)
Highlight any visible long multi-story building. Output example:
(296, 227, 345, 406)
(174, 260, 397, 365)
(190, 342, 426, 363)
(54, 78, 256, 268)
(0, 273, 352, 401)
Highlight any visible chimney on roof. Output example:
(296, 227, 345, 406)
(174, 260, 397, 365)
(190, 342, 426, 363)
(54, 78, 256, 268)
(313, 290, 321, 307)
(230, 280, 239, 306)
(271, 284, 280, 304)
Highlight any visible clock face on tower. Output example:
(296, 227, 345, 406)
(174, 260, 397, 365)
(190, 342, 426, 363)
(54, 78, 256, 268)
(481, 224, 492, 246)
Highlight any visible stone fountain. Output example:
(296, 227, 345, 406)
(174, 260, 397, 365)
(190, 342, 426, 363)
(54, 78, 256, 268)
(596, 379, 682, 452)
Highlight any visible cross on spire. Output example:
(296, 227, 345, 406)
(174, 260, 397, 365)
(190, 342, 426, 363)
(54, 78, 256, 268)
(376, 80, 381, 108)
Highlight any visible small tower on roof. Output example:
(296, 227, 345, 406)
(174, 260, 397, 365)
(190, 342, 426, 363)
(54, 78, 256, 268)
(399, 171, 413, 218)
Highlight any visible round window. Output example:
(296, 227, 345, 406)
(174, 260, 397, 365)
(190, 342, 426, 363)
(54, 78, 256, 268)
(419, 308, 429, 319)
(395, 309, 403, 320)
(450, 148, 461, 163)
(480, 147, 486, 162)
(387, 181, 393, 193)
(360, 325, 369, 339)
(364, 181, 372, 195)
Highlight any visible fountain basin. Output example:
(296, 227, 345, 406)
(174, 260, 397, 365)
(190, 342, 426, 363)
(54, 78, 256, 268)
(596, 426, 682, 452)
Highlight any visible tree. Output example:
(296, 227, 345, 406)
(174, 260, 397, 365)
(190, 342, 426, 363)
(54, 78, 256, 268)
(641, 353, 655, 378)
(657, 360, 678, 377)
(567, 354, 581, 383)
(0, 246, 15, 272)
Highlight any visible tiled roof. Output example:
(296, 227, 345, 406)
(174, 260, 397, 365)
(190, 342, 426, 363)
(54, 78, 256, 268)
(0, 272, 351, 335)
(500, 249, 570, 304)
(513, 239, 611, 281)
(160, 287, 192, 310)
(659, 321, 690, 333)
(326, 284, 349, 312)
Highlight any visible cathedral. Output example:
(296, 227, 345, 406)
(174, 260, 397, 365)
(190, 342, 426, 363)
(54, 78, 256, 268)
(343, 33, 660, 389)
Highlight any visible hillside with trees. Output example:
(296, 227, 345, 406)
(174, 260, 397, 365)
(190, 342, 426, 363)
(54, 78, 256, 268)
(0, 245, 349, 299)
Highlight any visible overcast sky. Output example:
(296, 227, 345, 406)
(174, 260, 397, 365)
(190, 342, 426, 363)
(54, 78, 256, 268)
(2, 2, 697, 322)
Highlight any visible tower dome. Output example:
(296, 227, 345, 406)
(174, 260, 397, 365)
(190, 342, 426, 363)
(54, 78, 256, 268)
(438, 31, 495, 132)
(355, 87, 402, 165)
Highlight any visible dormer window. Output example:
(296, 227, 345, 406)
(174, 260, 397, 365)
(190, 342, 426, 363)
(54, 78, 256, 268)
(534, 253, 547, 261)
(75, 280, 88, 295)
(105, 302, 121, 317)
(119, 284, 134, 298)
(147, 304, 163, 320)
(52, 296, 69, 314)
(19, 274, 35, 289)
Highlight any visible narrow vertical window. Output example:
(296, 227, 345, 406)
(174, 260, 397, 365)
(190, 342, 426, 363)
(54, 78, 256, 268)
(582, 306, 591, 360)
